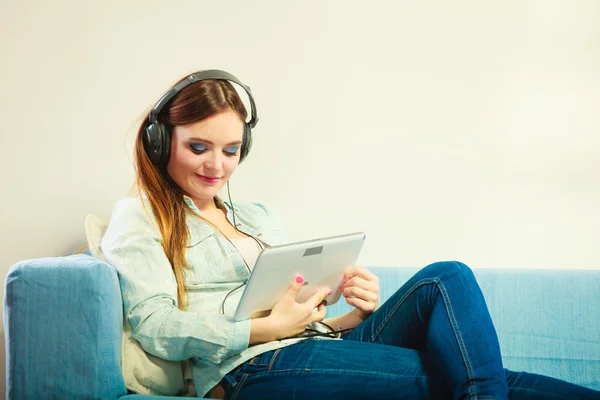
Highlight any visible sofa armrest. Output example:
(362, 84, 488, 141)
(3, 254, 127, 400)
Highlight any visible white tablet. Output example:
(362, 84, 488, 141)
(233, 232, 366, 321)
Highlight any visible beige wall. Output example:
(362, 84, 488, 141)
(1, 0, 599, 395)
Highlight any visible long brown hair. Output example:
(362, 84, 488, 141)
(134, 71, 248, 310)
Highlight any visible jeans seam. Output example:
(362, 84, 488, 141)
(369, 275, 479, 398)
(229, 372, 248, 400)
(433, 276, 477, 398)
(370, 277, 436, 342)
(267, 348, 282, 370)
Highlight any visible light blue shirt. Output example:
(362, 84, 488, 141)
(101, 195, 331, 397)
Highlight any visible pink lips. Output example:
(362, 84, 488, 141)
(197, 175, 220, 184)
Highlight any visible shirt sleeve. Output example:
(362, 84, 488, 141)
(101, 197, 251, 364)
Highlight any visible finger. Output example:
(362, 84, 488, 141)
(346, 296, 374, 312)
(341, 276, 368, 290)
(344, 266, 378, 283)
(343, 285, 378, 303)
(307, 288, 332, 309)
(310, 304, 327, 323)
(341, 276, 379, 296)
(284, 275, 305, 301)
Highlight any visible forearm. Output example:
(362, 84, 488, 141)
(324, 309, 364, 332)
(249, 317, 279, 345)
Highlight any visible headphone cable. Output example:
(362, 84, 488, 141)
(227, 180, 238, 229)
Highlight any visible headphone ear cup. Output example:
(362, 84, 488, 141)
(240, 123, 252, 162)
(157, 123, 171, 170)
(143, 122, 162, 166)
(143, 121, 171, 169)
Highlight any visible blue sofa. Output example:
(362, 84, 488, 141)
(4, 254, 599, 399)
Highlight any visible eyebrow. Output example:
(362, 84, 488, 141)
(188, 138, 243, 146)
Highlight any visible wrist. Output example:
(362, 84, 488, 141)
(250, 316, 280, 345)
(352, 308, 367, 322)
(264, 315, 284, 341)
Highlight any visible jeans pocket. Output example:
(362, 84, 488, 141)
(243, 348, 283, 374)
(225, 349, 283, 399)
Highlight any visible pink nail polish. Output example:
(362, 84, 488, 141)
(327, 290, 332, 295)
(296, 275, 304, 284)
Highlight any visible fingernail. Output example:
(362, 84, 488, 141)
(327, 290, 332, 295)
(296, 275, 304, 284)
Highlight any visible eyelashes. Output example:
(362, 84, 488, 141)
(189, 143, 238, 157)
(189, 143, 207, 153)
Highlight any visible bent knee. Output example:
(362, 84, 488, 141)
(422, 260, 473, 278)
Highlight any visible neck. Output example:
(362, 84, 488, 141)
(193, 196, 225, 214)
(192, 197, 217, 213)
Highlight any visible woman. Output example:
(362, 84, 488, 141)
(101, 69, 600, 399)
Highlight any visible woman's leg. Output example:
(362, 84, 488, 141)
(222, 339, 447, 400)
(221, 343, 600, 400)
(342, 261, 600, 399)
(504, 370, 600, 399)
(342, 261, 507, 398)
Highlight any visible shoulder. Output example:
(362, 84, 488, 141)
(103, 196, 160, 243)
(111, 195, 145, 214)
(109, 196, 153, 226)
(98, 196, 139, 217)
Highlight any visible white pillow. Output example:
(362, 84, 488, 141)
(84, 214, 196, 396)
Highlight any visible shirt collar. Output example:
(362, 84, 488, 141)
(183, 195, 240, 212)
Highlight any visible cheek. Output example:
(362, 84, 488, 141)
(168, 151, 199, 176)
(223, 158, 240, 175)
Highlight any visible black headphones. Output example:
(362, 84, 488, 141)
(143, 69, 259, 169)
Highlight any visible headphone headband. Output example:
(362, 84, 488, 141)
(148, 69, 258, 128)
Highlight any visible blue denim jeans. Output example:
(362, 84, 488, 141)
(222, 261, 600, 399)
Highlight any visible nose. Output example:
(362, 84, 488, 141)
(203, 149, 224, 174)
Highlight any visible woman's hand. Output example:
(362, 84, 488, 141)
(251, 276, 330, 343)
(340, 266, 380, 321)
